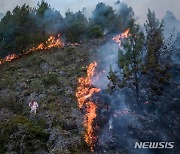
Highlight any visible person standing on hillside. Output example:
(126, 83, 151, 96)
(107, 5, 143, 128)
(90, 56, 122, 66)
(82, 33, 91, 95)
(29, 100, 39, 114)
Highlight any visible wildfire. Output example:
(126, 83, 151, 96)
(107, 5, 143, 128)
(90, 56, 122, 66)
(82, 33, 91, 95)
(27, 34, 64, 53)
(112, 28, 130, 46)
(0, 54, 19, 65)
(0, 34, 64, 65)
(76, 61, 100, 151)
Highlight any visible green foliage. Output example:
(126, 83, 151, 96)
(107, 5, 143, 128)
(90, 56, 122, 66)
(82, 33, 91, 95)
(37, 1, 63, 35)
(37, 0, 50, 17)
(108, 9, 173, 106)
(144, 9, 172, 100)
(0, 1, 135, 58)
(63, 10, 88, 42)
(0, 4, 46, 58)
(108, 23, 145, 103)
(0, 0, 62, 58)
(0, 93, 24, 114)
(0, 115, 50, 153)
(145, 9, 164, 66)
(92, 3, 121, 32)
(42, 73, 59, 87)
(116, 2, 135, 29)
(88, 23, 103, 38)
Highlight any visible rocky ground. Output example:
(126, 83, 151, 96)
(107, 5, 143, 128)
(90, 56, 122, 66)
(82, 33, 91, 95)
(0, 35, 179, 154)
(0, 38, 106, 153)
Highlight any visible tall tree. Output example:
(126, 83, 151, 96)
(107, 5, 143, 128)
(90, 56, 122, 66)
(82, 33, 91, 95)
(36, 0, 50, 17)
(0, 3, 50, 58)
(144, 9, 172, 102)
(115, 2, 135, 30)
(92, 3, 121, 32)
(64, 10, 88, 42)
(36, 0, 63, 35)
(0, 5, 40, 56)
(108, 22, 145, 106)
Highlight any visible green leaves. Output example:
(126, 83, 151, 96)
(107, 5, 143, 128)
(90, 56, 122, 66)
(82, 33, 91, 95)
(144, 9, 172, 99)
(92, 2, 121, 32)
(0, 1, 137, 58)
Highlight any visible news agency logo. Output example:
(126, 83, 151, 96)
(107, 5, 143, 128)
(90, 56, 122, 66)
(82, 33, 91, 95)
(134, 142, 175, 149)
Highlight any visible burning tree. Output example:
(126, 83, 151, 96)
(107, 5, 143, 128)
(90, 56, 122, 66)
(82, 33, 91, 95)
(108, 10, 174, 110)
(108, 23, 146, 106)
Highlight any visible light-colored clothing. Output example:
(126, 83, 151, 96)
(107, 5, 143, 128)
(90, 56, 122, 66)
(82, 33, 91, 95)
(29, 101, 38, 114)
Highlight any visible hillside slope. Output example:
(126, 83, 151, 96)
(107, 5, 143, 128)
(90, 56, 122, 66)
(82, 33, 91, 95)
(0, 39, 103, 153)
(0, 37, 180, 153)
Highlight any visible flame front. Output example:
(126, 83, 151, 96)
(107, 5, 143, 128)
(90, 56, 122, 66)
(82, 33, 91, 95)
(76, 61, 100, 151)
(0, 54, 19, 65)
(0, 34, 64, 65)
(27, 34, 64, 53)
(113, 28, 130, 46)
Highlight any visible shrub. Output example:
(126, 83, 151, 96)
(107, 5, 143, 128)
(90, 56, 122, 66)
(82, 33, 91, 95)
(42, 73, 59, 86)
(88, 24, 103, 38)
(0, 115, 50, 153)
(0, 94, 24, 114)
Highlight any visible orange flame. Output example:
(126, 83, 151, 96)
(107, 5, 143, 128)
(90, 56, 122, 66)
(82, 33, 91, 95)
(0, 54, 19, 65)
(0, 34, 64, 65)
(76, 61, 100, 151)
(27, 34, 64, 53)
(84, 101, 97, 147)
(113, 28, 130, 46)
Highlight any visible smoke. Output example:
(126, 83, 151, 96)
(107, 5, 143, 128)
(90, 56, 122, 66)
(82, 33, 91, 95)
(91, 23, 174, 153)
(0, 0, 116, 17)
(0, 12, 4, 20)
(163, 10, 180, 34)
(0, 0, 38, 13)
(93, 40, 119, 89)
(0, 0, 180, 24)
(0, 0, 179, 152)
(124, 0, 180, 24)
(163, 11, 180, 64)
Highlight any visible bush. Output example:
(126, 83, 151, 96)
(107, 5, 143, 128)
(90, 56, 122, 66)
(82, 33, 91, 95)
(26, 55, 44, 67)
(42, 73, 59, 86)
(88, 24, 103, 38)
(63, 11, 88, 43)
(92, 2, 121, 32)
(0, 94, 24, 114)
(0, 115, 50, 153)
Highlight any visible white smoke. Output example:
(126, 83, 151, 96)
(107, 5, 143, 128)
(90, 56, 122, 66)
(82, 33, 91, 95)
(0, 0, 179, 24)
(93, 40, 119, 89)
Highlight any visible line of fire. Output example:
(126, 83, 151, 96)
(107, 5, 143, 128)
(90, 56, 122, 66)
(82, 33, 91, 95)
(0, 1, 179, 153)
(75, 29, 131, 151)
(0, 29, 131, 151)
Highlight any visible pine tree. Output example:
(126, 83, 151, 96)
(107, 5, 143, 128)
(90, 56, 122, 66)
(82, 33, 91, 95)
(108, 22, 145, 105)
(92, 2, 121, 32)
(36, 0, 50, 17)
(115, 2, 135, 30)
(144, 9, 172, 102)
